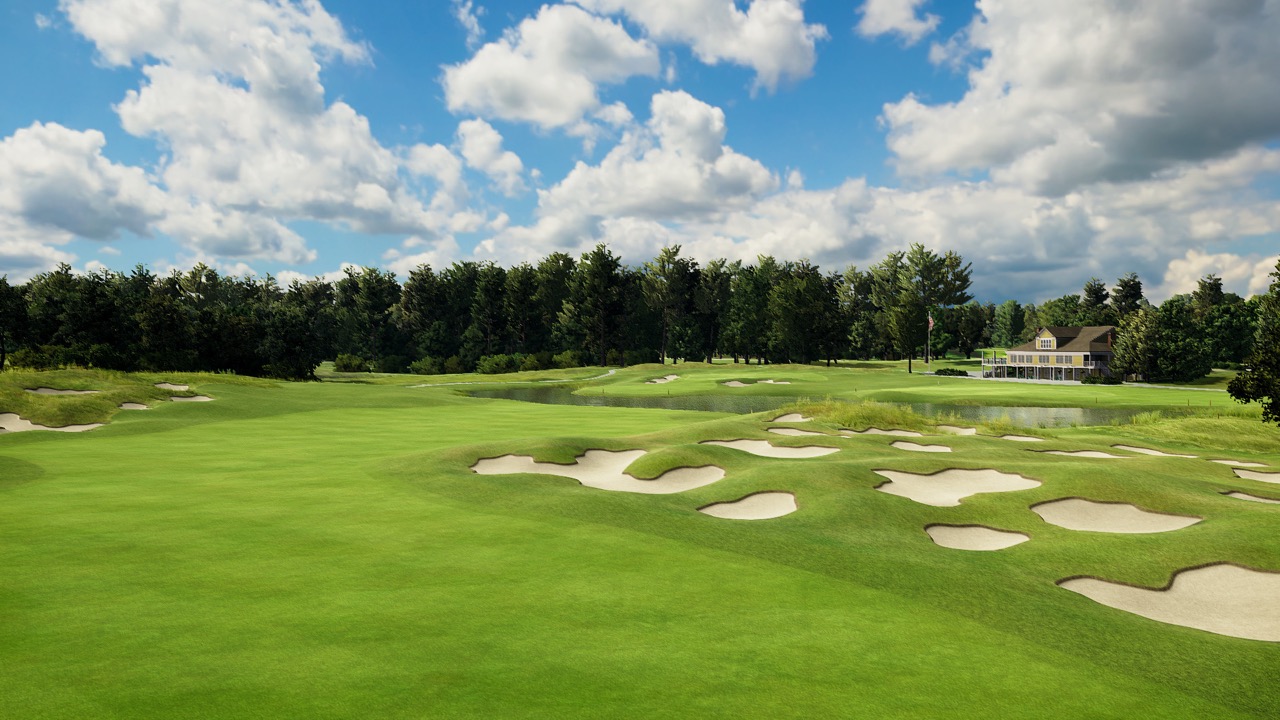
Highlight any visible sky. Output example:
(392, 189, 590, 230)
(1, 0, 1278, 303)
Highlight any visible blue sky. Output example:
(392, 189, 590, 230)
(2, 0, 1278, 302)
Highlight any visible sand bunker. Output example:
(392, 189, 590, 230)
(118, 403, 149, 410)
(1059, 564, 1280, 642)
(891, 441, 952, 453)
(699, 492, 797, 520)
(472, 449, 724, 494)
(937, 425, 976, 435)
(170, 395, 213, 402)
(873, 468, 1040, 507)
(1043, 450, 1129, 459)
(925, 524, 1029, 551)
(767, 427, 825, 437)
(1032, 498, 1200, 533)
(1111, 445, 1196, 458)
(0, 413, 103, 433)
(701, 439, 838, 458)
(155, 382, 189, 391)
(25, 387, 100, 395)
(841, 428, 924, 438)
(773, 413, 812, 423)
(1234, 469, 1280, 484)
(759, 379, 791, 385)
(999, 435, 1044, 442)
(1213, 459, 1268, 468)
(1223, 491, 1280, 505)
(723, 379, 790, 387)
(646, 375, 679, 384)
(723, 380, 750, 387)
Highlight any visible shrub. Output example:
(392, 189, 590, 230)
(933, 367, 969, 377)
(605, 349, 624, 367)
(442, 355, 467, 374)
(519, 354, 542, 372)
(333, 354, 368, 373)
(374, 355, 409, 374)
(10, 347, 56, 370)
(1081, 373, 1123, 385)
(625, 349, 657, 366)
(477, 354, 521, 374)
(552, 350, 581, 369)
(410, 357, 443, 375)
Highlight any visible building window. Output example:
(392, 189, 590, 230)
(1038, 338, 1053, 349)
(1039, 355, 1049, 364)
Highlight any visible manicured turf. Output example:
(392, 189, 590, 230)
(2, 371, 1277, 717)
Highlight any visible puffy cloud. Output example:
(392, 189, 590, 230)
(574, 0, 827, 91)
(887, 0, 1280, 195)
(382, 235, 462, 276)
(442, 4, 659, 129)
(856, 0, 940, 45)
(1156, 250, 1280, 300)
(0, 122, 167, 240)
(456, 119, 525, 195)
(451, 0, 484, 50)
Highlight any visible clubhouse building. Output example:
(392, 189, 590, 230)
(982, 326, 1118, 382)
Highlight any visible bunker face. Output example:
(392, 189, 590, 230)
(723, 380, 789, 387)
(772, 413, 812, 423)
(758, 379, 791, 385)
(0, 413, 103, 433)
(723, 381, 750, 388)
(1032, 498, 1200, 534)
(119, 403, 149, 410)
(1234, 469, 1280, 484)
(646, 375, 679, 384)
(1060, 564, 1280, 642)
(841, 428, 924, 438)
(768, 427, 825, 437)
(25, 388, 100, 396)
(155, 383, 189, 391)
(170, 396, 213, 402)
(926, 525, 1029, 551)
(937, 425, 976, 435)
(1224, 492, 1280, 505)
(873, 469, 1040, 507)
(699, 492, 797, 520)
(891, 441, 951, 453)
(1112, 445, 1196, 458)
(1212, 459, 1267, 468)
(472, 449, 724, 494)
(701, 439, 838, 458)
(1044, 450, 1129, 459)
(999, 435, 1044, 442)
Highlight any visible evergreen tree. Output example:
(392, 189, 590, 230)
(1229, 259, 1280, 423)
(1112, 272, 1144, 319)
(0, 276, 27, 370)
(1077, 277, 1115, 325)
(992, 300, 1024, 348)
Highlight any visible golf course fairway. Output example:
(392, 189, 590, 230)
(2, 365, 1278, 718)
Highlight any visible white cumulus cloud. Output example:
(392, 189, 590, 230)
(456, 119, 525, 195)
(856, 0, 940, 45)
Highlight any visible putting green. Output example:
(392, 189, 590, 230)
(1, 370, 1278, 718)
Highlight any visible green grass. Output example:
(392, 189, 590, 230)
(2, 372, 1278, 717)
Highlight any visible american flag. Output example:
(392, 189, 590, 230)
(928, 313, 934, 331)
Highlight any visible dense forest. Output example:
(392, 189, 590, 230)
(0, 243, 1266, 384)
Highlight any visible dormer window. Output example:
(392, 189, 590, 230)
(1038, 338, 1053, 349)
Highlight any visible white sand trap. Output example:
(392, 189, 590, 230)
(723, 381, 750, 387)
(1060, 564, 1280, 642)
(873, 468, 1041, 507)
(937, 425, 976, 435)
(841, 428, 924, 438)
(701, 439, 839, 459)
(768, 427, 825, 437)
(118, 403, 150, 410)
(925, 524, 1029, 551)
(759, 379, 791, 385)
(1043, 450, 1129, 459)
(699, 492, 797, 520)
(999, 435, 1044, 442)
(170, 395, 213, 402)
(1112, 445, 1196, 458)
(772, 413, 812, 423)
(646, 375, 679, 384)
(1032, 498, 1200, 533)
(25, 387, 100, 395)
(891, 441, 952, 453)
(0, 413, 103, 433)
(1234, 469, 1280, 484)
(472, 449, 724, 494)
(1213, 459, 1268, 468)
(1223, 491, 1280, 505)
(155, 382, 189, 391)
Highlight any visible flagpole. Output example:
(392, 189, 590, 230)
(926, 310, 933, 365)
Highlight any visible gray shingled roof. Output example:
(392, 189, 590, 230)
(1010, 326, 1116, 353)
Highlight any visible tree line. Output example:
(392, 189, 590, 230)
(0, 243, 1266, 387)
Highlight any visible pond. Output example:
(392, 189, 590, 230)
(464, 386, 1147, 427)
